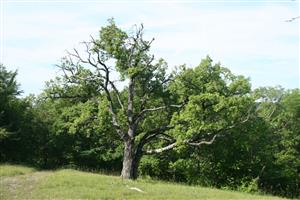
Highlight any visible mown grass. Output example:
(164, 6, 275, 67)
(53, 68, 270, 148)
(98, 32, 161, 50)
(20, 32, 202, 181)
(0, 164, 287, 200)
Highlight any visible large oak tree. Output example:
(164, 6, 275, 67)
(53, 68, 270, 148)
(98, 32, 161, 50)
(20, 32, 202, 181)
(50, 19, 253, 179)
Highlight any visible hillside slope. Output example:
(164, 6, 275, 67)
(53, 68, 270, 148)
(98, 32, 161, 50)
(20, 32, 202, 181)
(0, 164, 286, 200)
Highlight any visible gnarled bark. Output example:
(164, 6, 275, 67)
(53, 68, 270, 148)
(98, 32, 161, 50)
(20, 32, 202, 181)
(121, 138, 135, 179)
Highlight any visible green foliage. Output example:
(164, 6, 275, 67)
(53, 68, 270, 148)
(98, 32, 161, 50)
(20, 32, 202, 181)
(93, 18, 155, 80)
(0, 64, 21, 102)
(0, 64, 21, 141)
(237, 178, 259, 193)
(0, 65, 37, 162)
(31, 95, 123, 170)
(169, 57, 253, 146)
(139, 156, 161, 177)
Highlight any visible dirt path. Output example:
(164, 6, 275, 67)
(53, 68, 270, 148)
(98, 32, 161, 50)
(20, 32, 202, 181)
(0, 172, 51, 199)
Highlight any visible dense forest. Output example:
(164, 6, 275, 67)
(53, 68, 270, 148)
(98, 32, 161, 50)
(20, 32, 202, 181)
(0, 20, 299, 198)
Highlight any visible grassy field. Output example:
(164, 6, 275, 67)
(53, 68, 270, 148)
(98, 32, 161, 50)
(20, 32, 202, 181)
(0, 164, 287, 200)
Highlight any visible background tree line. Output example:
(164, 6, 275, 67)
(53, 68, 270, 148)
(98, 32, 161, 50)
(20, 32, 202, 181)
(0, 20, 299, 198)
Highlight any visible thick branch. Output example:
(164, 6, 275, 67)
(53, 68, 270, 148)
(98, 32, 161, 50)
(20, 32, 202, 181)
(107, 96, 126, 140)
(142, 125, 175, 143)
(135, 125, 175, 156)
(109, 80, 124, 110)
(146, 142, 177, 154)
(145, 134, 218, 154)
(127, 78, 135, 138)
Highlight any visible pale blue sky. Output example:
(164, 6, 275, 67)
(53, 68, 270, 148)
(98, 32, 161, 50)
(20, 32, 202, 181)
(1, 0, 299, 95)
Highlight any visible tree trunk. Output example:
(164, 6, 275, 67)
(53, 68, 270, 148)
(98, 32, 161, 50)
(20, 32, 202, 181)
(120, 137, 143, 180)
(121, 139, 135, 179)
(131, 148, 143, 179)
(121, 77, 136, 179)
